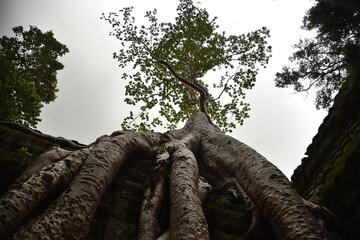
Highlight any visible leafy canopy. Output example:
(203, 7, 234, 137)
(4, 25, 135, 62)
(102, 0, 271, 132)
(0, 26, 69, 127)
(275, 0, 360, 109)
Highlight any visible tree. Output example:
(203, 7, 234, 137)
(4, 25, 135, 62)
(0, 1, 332, 240)
(0, 113, 330, 240)
(275, 0, 360, 109)
(101, 0, 272, 132)
(0, 26, 69, 127)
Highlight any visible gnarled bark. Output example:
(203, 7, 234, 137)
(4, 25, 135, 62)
(169, 136, 209, 240)
(0, 113, 330, 240)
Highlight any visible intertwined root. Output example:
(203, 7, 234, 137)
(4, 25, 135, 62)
(0, 113, 329, 240)
(139, 134, 211, 240)
(0, 132, 162, 239)
(0, 147, 89, 239)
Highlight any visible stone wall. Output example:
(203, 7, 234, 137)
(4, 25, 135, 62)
(0, 122, 83, 195)
(291, 69, 360, 239)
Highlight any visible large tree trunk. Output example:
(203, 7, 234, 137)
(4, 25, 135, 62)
(0, 113, 330, 239)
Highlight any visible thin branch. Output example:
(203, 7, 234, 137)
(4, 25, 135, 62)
(299, 63, 346, 92)
(211, 65, 241, 101)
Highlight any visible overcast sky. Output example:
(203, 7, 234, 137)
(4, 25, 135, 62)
(0, 0, 327, 178)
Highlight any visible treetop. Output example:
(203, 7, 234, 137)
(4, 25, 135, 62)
(103, 0, 271, 132)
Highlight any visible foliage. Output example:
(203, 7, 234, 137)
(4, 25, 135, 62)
(275, 0, 360, 109)
(0, 56, 42, 126)
(17, 147, 33, 157)
(0, 26, 69, 127)
(102, 0, 271, 132)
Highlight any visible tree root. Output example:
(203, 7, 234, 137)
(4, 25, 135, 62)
(156, 176, 212, 240)
(0, 113, 331, 240)
(140, 134, 211, 240)
(139, 147, 171, 240)
(200, 128, 329, 239)
(12, 147, 71, 187)
(170, 140, 209, 239)
(0, 147, 89, 239)
(216, 177, 263, 239)
(303, 199, 346, 240)
(0, 132, 162, 239)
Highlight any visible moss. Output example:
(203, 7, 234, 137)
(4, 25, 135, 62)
(204, 193, 251, 239)
(321, 125, 360, 201)
(292, 71, 360, 198)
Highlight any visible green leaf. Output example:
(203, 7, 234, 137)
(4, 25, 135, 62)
(0, 25, 69, 127)
(103, 0, 271, 132)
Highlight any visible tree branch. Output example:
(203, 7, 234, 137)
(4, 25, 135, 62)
(156, 59, 209, 115)
(299, 63, 346, 92)
(211, 65, 241, 101)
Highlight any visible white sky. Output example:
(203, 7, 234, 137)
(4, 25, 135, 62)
(0, 0, 327, 178)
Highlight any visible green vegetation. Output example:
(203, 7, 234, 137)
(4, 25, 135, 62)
(17, 146, 33, 157)
(0, 26, 69, 127)
(275, 0, 360, 109)
(102, 0, 271, 132)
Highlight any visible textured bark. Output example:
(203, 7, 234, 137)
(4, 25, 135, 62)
(0, 132, 162, 239)
(0, 147, 89, 238)
(200, 131, 328, 239)
(0, 113, 330, 240)
(157, 177, 211, 240)
(174, 113, 327, 239)
(13, 147, 71, 185)
(170, 140, 209, 240)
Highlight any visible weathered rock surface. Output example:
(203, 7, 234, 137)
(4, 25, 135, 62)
(292, 69, 360, 239)
(0, 122, 84, 195)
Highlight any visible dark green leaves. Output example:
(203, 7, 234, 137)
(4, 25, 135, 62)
(103, 0, 271, 132)
(275, 0, 359, 109)
(0, 26, 69, 127)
